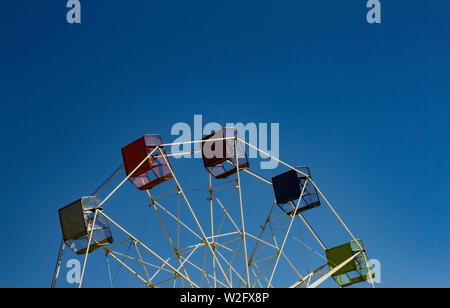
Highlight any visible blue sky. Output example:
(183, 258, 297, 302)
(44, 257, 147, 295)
(0, 0, 448, 288)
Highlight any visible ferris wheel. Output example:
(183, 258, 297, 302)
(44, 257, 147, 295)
(51, 127, 375, 288)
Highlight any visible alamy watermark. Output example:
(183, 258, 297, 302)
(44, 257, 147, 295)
(66, 0, 81, 24)
(66, 2, 381, 25)
(170, 115, 280, 170)
(66, 259, 81, 284)
(366, 0, 381, 24)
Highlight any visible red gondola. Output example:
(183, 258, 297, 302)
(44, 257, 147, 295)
(121, 135, 173, 190)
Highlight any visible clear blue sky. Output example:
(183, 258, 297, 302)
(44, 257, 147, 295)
(0, 1, 448, 288)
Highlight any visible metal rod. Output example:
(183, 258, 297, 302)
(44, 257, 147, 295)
(289, 263, 328, 288)
(307, 252, 362, 288)
(51, 238, 65, 288)
(234, 138, 251, 288)
(78, 208, 99, 288)
(91, 165, 124, 197)
(107, 250, 151, 287)
(209, 173, 216, 288)
(297, 213, 326, 250)
(267, 179, 308, 287)
(160, 136, 235, 148)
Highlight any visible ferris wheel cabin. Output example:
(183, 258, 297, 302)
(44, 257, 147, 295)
(58, 196, 113, 255)
(272, 167, 321, 214)
(325, 239, 374, 287)
(201, 127, 249, 179)
(121, 135, 173, 190)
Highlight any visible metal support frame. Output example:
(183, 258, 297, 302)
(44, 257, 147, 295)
(53, 135, 374, 288)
